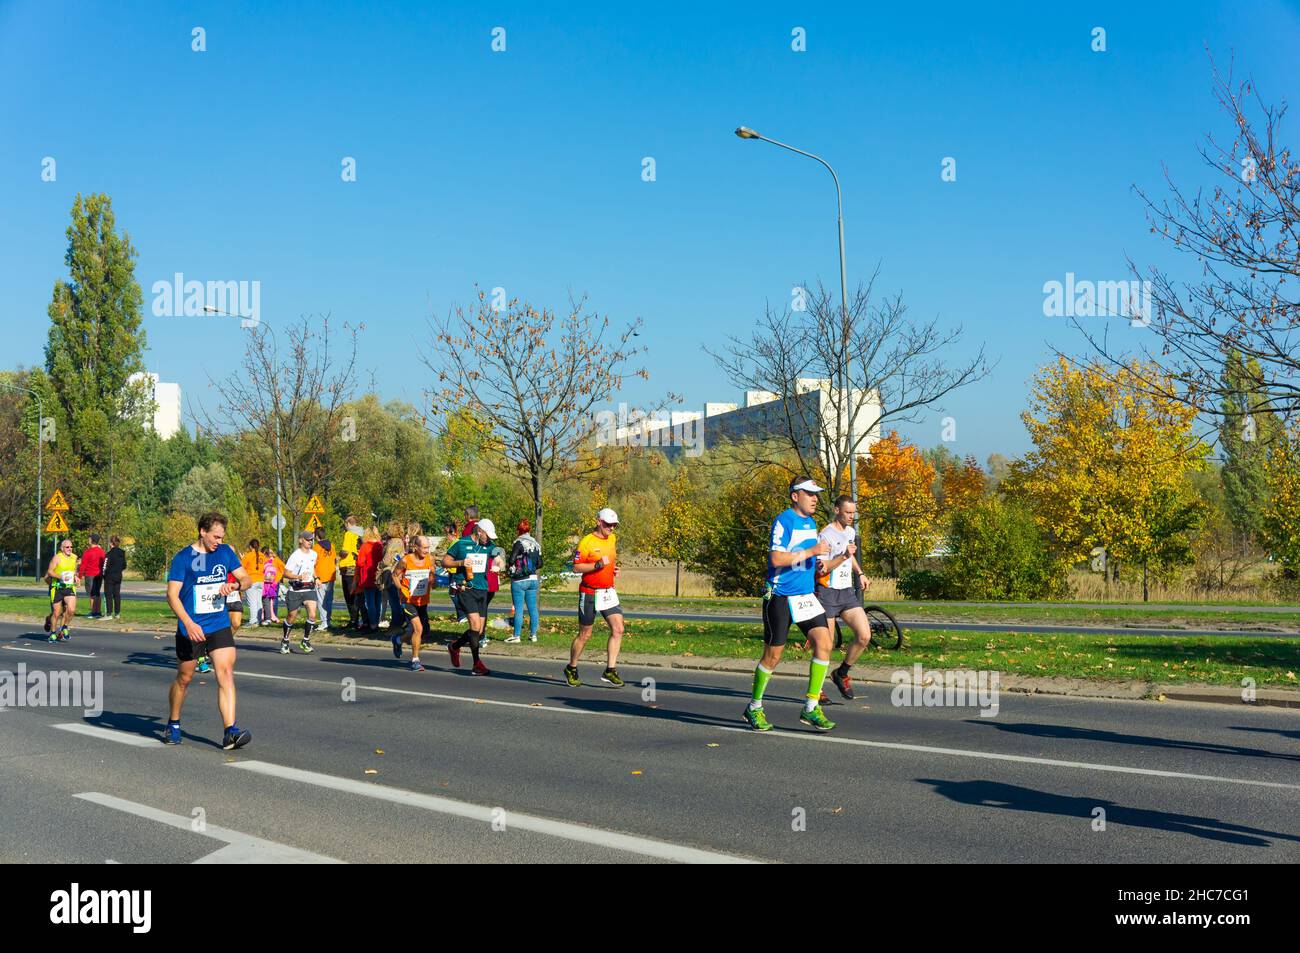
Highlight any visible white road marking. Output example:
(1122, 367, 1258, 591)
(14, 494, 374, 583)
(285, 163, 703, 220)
(236, 670, 1300, 791)
(229, 760, 756, 864)
(6, 645, 96, 658)
(53, 723, 161, 747)
(75, 792, 342, 863)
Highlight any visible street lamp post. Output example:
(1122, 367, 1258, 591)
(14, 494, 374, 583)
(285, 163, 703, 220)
(0, 381, 45, 580)
(734, 126, 857, 505)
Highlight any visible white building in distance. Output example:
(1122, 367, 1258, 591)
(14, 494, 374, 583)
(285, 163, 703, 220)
(128, 372, 182, 439)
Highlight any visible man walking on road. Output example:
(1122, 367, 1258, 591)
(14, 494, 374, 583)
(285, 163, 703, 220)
(744, 477, 837, 732)
(164, 511, 254, 750)
(564, 508, 625, 688)
(281, 531, 320, 655)
(815, 496, 873, 700)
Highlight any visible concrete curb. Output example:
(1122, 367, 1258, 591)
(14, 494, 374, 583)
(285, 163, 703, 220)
(5, 612, 1298, 711)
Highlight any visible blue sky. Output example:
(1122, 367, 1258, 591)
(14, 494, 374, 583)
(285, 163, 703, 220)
(2, 0, 1298, 461)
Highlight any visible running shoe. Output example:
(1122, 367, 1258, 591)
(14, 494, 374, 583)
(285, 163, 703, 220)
(742, 706, 773, 732)
(831, 668, 855, 700)
(391, 632, 403, 658)
(47, 631, 59, 643)
(43, 613, 51, 633)
(528, 635, 538, 643)
(799, 705, 836, 732)
(563, 665, 581, 687)
(221, 726, 252, 750)
(600, 668, 625, 687)
(410, 658, 425, 672)
(300, 639, 314, 655)
(471, 660, 491, 677)
(279, 638, 290, 655)
(448, 643, 462, 668)
(163, 722, 182, 745)
(504, 635, 521, 644)
(58, 627, 70, 642)
(196, 656, 213, 674)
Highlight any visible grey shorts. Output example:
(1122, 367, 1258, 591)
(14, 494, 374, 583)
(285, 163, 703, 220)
(815, 586, 861, 620)
(284, 587, 318, 613)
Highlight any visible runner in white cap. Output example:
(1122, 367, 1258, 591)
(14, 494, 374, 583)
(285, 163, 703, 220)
(563, 508, 625, 687)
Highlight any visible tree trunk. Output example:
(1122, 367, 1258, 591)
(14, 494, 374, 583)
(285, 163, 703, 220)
(1142, 562, 1149, 603)
(675, 560, 681, 598)
(531, 470, 543, 570)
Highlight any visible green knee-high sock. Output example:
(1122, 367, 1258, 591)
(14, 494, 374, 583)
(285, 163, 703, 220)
(749, 664, 773, 710)
(805, 658, 830, 711)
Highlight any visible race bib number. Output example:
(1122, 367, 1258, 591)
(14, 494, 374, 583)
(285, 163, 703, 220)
(467, 552, 488, 573)
(193, 582, 225, 615)
(226, 588, 243, 604)
(594, 587, 620, 612)
(830, 559, 853, 589)
(406, 568, 430, 597)
(788, 594, 823, 623)
(60, 570, 76, 585)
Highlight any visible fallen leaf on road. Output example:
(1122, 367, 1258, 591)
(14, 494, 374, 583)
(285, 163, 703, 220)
(1157, 693, 1166, 702)
(375, 749, 384, 755)
(631, 770, 643, 775)
(706, 743, 720, 748)
(364, 769, 378, 775)
(831, 807, 843, 814)
(529, 702, 543, 707)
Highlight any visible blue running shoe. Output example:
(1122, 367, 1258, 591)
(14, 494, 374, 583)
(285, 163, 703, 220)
(163, 722, 182, 745)
(222, 726, 252, 751)
(391, 633, 403, 659)
(196, 656, 212, 674)
(410, 658, 424, 672)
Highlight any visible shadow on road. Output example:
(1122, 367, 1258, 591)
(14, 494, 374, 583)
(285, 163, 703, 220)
(916, 778, 1300, 848)
(84, 710, 223, 749)
(1230, 725, 1300, 742)
(966, 720, 1300, 763)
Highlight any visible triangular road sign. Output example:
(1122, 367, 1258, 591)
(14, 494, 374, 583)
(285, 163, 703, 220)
(45, 489, 69, 511)
(304, 514, 322, 532)
(45, 512, 69, 533)
(303, 495, 326, 515)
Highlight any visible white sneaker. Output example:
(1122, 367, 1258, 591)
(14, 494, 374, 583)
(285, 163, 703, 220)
(504, 635, 521, 644)
(529, 635, 538, 643)
(378, 620, 390, 629)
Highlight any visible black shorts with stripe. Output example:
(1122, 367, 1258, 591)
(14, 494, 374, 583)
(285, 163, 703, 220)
(761, 593, 828, 647)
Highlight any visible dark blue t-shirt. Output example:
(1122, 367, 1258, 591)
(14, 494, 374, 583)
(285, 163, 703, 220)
(168, 543, 241, 636)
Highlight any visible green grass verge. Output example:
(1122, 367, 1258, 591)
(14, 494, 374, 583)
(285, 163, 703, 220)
(5, 594, 1295, 689)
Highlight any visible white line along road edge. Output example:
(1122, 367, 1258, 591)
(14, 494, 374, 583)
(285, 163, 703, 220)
(230, 760, 758, 864)
(75, 792, 342, 864)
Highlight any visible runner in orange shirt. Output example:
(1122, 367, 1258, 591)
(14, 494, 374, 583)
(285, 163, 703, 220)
(392, 534, 434, 672)
(563, 508, 625, 688)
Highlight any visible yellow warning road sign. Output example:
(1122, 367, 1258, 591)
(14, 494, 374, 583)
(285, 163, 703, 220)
(45, 512, 69, 533)
(303, 495, 326, 515)
(45, 489, 69, 511)
(304, 514, 322, 532)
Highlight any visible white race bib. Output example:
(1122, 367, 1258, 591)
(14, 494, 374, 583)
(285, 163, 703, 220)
(60, 570, 76, 585)
(788, 594, 823, 623)
(406, 568, 430, 597)
(467, 552, 488, 573)
(830, 559, 853, 589)
(194, 582, 225, 615)
(226, 588, 243, 604)
(595, 587, 620, 612)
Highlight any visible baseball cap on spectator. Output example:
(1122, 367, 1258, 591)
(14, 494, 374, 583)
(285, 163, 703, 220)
(597, 508, 619, 525)
(476, 518, 499, 540)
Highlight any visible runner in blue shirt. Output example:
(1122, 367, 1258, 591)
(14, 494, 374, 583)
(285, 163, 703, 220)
(163, 511, 255, 750)
(743, 476, 837, 733)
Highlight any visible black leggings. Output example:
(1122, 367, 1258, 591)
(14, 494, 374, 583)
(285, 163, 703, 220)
(103, 575, 122, 615)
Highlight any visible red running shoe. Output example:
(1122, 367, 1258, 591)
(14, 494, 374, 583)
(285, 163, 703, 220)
(471, 660, 491, 676)
(448, 643, 462, 668)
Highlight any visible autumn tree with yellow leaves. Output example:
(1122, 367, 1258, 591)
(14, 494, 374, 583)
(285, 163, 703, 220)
(1260, 427, 1300, 580)
(649, 465, 708, 596)
(1012, 359, 1209, 600)
(856, 430, 941, 577)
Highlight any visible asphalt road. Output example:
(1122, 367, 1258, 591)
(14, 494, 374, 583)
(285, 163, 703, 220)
(2, 619, 1298, 863)
(2, 586, 1293, 639)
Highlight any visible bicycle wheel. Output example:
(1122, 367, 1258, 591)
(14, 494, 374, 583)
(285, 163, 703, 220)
(864, 605, 903, 650)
